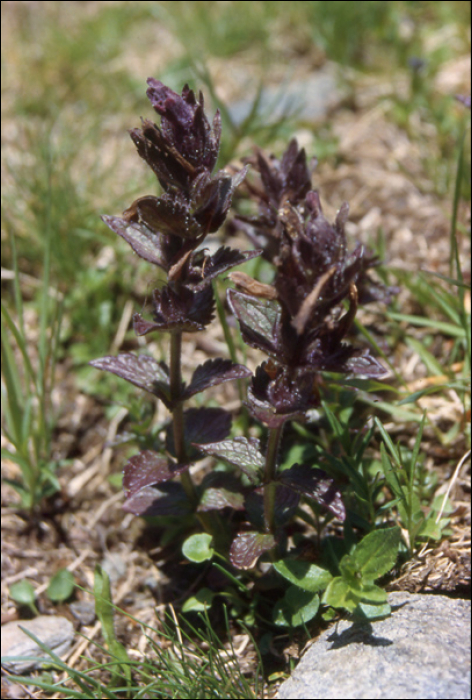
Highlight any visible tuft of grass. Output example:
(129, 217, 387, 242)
(1, 203, 63, 512)
(3, 568, 263, 699)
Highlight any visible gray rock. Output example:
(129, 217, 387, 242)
(228, 65, 343, 126)
(69, 599, 96, 625)
(1, 615, 74, 673)
(277, 592, 471, 700)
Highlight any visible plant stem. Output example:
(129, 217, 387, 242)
(213, 280, 249, 435)
(263, 424, 284, 533)
(169, 330, 197, 505)
(169, 322, 219, 540)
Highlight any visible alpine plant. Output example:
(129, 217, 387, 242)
(91, 80, 394, 570)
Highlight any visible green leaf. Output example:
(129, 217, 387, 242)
(398, 493, 424, 531)
(354, 600, 391, 620)
(350, 583, 388, 604)
(338, 554, 359, 585)
(46, 569, 75, 603)
(273, 559, 333, 593)
(418, 517, 450, 540)
(322, 577, 359, 613)
(273, 587, 320, 627)
(182, 533, 214, 562)
(350, 527, 401, 581)
(10, 580, 36, 606)
(182, 588, 215, 613)
(1, 448, 33, 476)
(1, 302, 36, 385)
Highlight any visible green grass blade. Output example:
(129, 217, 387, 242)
(387, 312, 465, 338)
(420, 269, 470, 289)
(94, 565, 132, 688)
(1, 302, 36, 384)
(450, 126, 466, 279)
(409, 413, 426, 490)
(1, 315, 25, 447)
(374, 418, 402, 468)
(405, 337, 449, 376)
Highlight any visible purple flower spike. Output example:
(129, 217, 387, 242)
(146, 79, 221, 174)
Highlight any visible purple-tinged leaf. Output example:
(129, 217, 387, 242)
(123, 451, 191, 496)
(273, 485, 300, 524)
(345, 352, 387, 378)
(249, 362, 320, 417)
(133, 284, 215, 335)
(123, 482, 191, 517)
(191, 246, 261, 290)
(230, 531, 276, 570)
(245, 485, 299, 529)
(198, 473, 246, 512)
(191, 171, 241, 234)
(133, 313, 208, 335)
(227, 289, 281, 357)
(89, 353, 171, 406)
(102, 215, 169, 269)
(245, 388, 305, 429)
(195, 437, 264, 485)
(279, 464, 346, 521)
(167, 407, 232, 458)
(184, 358, 251, 399)
(133, 193, 203, 240)
(130, 122, 196, 194)
(185, 407, 232, 445)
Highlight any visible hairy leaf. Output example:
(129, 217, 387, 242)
(227, 289, 281, 357)
(184, 358, 251, 399)
(102, 215, 169, 269)
(279, 463, 346, 521)
(195, 436, 264, 484)
(197, 473, 246, 512)
(123, 451, 191, 495)
(89, 353, 171, 406)
(123, 482, 191, 517)
(344, 352, 387, 378)
(132, 193, 204, 239)
(167, 407, 232, 458)
(191, 246, 261, 290)
(133, 284, 215, 335)
(229, 531, 276, 569)
(245, 485, 299, 529)
(246, 384, 306, 428)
